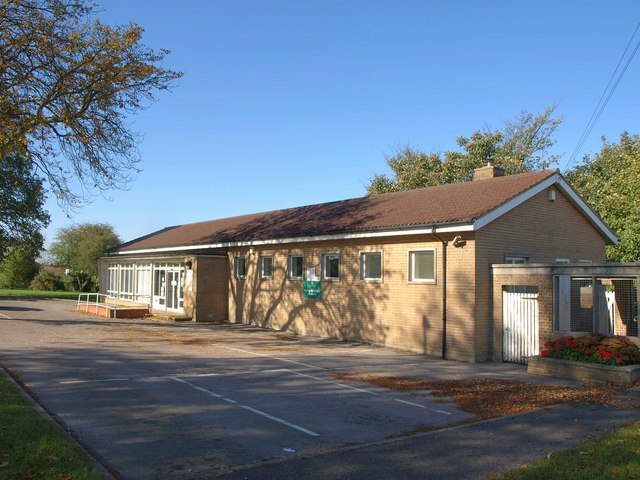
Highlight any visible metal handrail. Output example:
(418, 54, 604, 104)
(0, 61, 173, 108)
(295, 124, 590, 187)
(76, 293, 151, 319)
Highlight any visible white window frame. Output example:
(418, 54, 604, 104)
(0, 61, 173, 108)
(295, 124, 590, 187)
(321, 253, 340, 281)
(119, 264, 134, 299)
(235, 255, 246, 279)
(408, 250, 436, 284)
(107, 265, 118, 297)
(360, 251, 383, 282)
(134, 264, 152, 303)
(287, 254, 304, 280)
(259, 255, 274, 279)
(505, 255, 530, 265)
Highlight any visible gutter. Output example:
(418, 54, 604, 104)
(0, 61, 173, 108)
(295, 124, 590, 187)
(431, 228, 447, 360)
(107, 224, 475, 256)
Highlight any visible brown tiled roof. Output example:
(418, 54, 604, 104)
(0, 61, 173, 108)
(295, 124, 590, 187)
(113, 169, 558, 252)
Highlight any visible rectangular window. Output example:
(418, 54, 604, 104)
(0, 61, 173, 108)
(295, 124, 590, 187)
(259, 255, 273, 279)
(322, 253, 340, 281)
(409, 250, 435, 283)
(135, 264, 151, 303)
(360, 252, 382, 281)
(119, 264, 133, 299)
(235, 256, 246, 279)
(288, 254, 304, 280)
(505, 256, 530, 264)
(107, 265, 118, 297)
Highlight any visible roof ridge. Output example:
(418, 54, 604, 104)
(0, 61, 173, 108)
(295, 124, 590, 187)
(111, 168, 562, 253)
(161, 169, 560, 231)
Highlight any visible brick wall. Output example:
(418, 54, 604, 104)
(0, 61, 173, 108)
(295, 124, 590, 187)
(492, 270, 554, 361)
(227, 235, 484, 359)
(191, 256, 229, 322)
(477, 186, 607, 361)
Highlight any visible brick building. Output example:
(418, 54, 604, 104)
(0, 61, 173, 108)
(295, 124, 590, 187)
(99, 166, 617, 362)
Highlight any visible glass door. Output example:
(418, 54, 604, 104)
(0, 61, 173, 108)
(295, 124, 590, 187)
(166, 269, 184, 310)
(153, 269, 166, 309)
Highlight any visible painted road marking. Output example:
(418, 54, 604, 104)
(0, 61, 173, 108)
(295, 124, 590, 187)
(220, 345, 328, 370)
(287, 370, 381, 396)
(394, 399, 427, 408)
(170, 376, 320, 437)
(58, 369, 291, 385)
(58, 369, 450, 416)
(285, 369, 451, 415)
(60, 378, 130, 385)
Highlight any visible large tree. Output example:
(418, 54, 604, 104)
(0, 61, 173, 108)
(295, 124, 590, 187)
(48, 223, 121, 291)
(367, 106, 562, 194)
(0, 154, 50, 256)
(565, 132, 640, 262)
(0, 238, 41, 288)
(0, 0, 182, 212)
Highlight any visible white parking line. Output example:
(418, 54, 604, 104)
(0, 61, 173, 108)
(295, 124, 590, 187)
(288, 370, 381, 396)
(60, 378, 130, 385)
(220, 345, 328, 370)
(170, 376, 320, 437)
(58, 368, 451, 417)
(394, 399, 427, 408)
(285, 369, 452, 415)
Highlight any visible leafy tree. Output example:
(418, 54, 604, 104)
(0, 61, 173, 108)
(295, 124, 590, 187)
(367, 106, 562, 194)
(30, 269, 65, 291)
(0, 154, 50, 257)
(565, 132, 640, 262)
(0, 0, 182, 210)
(48, 223, 121, 291)
(0, 242, 41, 288)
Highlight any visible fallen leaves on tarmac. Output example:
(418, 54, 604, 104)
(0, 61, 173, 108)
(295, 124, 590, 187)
(331, 372, 639, 421)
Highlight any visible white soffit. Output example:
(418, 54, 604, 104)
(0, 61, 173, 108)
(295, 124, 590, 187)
(112, 172, 617, 256)
(111, 224, 476, 256)
(555, 176, 618, 245)
(473, 173, 618, 245)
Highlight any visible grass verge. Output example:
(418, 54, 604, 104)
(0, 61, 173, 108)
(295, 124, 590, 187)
(0, 289, 81, 300)
(491, 420, 640, 479)
(0, 375, 104, 480)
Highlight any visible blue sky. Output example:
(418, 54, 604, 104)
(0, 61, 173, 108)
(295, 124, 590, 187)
(42, 1, 640, 247)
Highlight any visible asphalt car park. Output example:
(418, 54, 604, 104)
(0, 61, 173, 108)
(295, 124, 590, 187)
(0, 297, 542, 479)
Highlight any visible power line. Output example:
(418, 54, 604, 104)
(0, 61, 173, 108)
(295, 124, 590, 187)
(564, 22, 640, 172)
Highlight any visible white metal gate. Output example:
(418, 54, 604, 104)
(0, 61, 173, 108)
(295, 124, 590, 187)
(503, 286, 539, 364)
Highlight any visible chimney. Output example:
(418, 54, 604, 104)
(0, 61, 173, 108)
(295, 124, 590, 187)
(473, 162, 505, 181)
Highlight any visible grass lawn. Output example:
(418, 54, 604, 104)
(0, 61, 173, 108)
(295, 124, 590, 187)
(0, 288, 81, 300)
(0, 375, 104, 480)
(493, 420, 640, 479)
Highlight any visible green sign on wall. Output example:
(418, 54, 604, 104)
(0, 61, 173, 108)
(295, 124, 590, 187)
(303, 280, 322, 299)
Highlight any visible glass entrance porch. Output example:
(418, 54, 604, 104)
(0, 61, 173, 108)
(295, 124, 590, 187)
(105, 261, 185, 313)
(152, 264, 184, 311)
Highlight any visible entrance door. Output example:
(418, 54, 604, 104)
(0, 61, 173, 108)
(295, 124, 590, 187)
(166, 269, 184, 310)
(503, 286, 539, 364)
(153, 269, 166, 309)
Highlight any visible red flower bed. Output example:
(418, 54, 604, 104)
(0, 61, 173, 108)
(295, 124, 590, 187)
(540, 333, 640, 366)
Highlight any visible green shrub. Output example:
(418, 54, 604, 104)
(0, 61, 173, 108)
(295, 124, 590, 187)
(30, 270, 65, 291)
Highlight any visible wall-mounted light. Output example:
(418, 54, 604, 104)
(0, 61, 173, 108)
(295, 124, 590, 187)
(452, 235, 466, 248)
(185, 261, 193, 270)
(249, 247, 255, 256)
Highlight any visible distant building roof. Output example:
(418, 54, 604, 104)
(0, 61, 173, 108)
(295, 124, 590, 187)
(109, 169, 616, 255)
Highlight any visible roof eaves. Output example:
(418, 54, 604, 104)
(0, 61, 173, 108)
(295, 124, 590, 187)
(472, 171, 559, 231)
(554, 175, 618, 245)
(111, 221, 477, 256)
